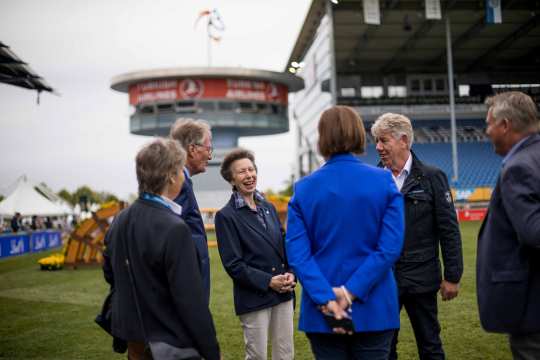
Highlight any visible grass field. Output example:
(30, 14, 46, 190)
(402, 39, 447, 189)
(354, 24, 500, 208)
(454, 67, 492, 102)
(0, 221, 511, 359)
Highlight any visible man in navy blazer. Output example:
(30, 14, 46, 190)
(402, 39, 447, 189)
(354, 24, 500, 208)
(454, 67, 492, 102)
(170, 118, 213, 304)
(478, 91, 540, 359)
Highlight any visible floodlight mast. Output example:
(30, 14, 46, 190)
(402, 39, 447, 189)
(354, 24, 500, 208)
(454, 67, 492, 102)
(446, 16, 459, 184)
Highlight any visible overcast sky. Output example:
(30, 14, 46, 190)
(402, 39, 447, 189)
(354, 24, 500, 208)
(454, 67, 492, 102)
(0, 0, 311, 199)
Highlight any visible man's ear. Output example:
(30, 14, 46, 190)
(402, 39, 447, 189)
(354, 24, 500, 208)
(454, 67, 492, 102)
(186, 143, 196, 157)
(400, 134, 408, 147)
(502, 118, 511, 132)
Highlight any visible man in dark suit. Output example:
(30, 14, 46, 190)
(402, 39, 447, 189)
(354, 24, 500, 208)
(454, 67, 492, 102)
(371, 113, 463, 360)
(477, 91, 540, 359)
(170, 118, 213, 304)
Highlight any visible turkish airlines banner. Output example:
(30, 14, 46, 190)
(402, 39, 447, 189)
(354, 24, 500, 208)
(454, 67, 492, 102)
(129, 78, 288, 106)
(457, 208, 487, 222)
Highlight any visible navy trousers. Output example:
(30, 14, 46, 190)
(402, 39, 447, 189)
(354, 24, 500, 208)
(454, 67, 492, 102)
(390, 291, 444, 360)
(510, 332, 540, 360)
(307, 330, 394, 360)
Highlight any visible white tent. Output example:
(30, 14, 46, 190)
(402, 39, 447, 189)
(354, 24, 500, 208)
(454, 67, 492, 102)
(0, 176, 69, 217)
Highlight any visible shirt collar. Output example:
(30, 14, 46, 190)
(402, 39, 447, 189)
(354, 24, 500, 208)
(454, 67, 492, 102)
(385, 152, 412, 177)
(161, 196, 183, 216)
(183, 167, 191, 180)
(403, 152, 413, 175)
(233, 190, 265, 209)
(502, 135, 531, 166)
(141, 192, 183, 216)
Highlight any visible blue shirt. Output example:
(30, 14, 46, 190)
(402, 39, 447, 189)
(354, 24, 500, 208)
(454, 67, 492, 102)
(233, 190, 268, 230)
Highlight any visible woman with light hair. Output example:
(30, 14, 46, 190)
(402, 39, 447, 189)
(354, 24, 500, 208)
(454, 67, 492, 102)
(102, 138, 220, 360)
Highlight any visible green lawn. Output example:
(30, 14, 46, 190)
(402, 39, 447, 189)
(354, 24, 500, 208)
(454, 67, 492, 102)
(0, 221, 510, 359)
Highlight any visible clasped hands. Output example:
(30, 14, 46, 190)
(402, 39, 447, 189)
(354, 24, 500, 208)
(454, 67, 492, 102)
(269, 272, 296, 293)
(319, 286, 356, 335)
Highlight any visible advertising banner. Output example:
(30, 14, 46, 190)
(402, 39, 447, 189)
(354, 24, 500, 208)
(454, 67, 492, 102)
(425, 0, 442, 20)
(457, 208, 487, 222)
(363, 0, 381, 25)
(129, 79, 288, 106)
(486, 0, 502, 24)
(0, 231, 62, 260)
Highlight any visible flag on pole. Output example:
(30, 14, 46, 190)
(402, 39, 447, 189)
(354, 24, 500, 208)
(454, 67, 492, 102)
(486, 0, 502, 24)
(425, 0, 442, 20)
(363, 0, 381, 25)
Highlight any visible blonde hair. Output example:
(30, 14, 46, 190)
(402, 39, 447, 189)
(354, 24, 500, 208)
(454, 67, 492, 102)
(371, 113, 414, 148)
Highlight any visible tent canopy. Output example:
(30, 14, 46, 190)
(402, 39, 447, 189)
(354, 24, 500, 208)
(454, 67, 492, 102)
(0, 177, 69, 217)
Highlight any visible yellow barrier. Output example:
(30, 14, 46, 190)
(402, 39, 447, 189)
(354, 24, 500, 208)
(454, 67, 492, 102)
(64, 201, 125, 269)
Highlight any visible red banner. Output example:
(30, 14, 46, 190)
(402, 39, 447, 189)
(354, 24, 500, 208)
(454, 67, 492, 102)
(129, 78, 288, 106)
(457, 208, 487, 222)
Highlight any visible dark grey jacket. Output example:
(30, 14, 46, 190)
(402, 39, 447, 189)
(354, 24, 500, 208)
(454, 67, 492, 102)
(477, 134, 540, 334)
(103, 198, 220, 360)
(215, 194, 294, 316)
(384, 152, 463, 294)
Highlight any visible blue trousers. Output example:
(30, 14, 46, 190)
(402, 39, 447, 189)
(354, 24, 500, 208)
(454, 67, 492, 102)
(307, 330, 394, 360)
(390, 291, 444, 360)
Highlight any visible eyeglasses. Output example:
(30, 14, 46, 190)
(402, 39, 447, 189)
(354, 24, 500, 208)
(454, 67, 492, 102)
(195, 143, 213, 155)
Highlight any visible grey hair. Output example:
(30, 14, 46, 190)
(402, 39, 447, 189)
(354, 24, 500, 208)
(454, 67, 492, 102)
(169, 118, 211, 150)
(485, 91, 539, 133)
(136, 138, 186, 195)
(371, 113, 414, 148)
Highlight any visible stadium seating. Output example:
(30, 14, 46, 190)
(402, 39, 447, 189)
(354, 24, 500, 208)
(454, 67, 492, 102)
(362, 141, 501, 189)
(362, 117, 502, 191)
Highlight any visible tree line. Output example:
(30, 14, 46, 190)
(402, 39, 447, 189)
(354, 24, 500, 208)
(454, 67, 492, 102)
(57, 186, 119, 206)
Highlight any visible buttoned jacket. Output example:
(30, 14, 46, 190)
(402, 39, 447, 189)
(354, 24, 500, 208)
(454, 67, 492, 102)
(477, 133, 540, 334)
(215, 194, 294, 316)
(388, 152, 463, 294)
(174, 171, 210, 303)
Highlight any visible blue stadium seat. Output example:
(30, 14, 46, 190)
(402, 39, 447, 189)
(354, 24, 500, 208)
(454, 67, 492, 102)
(362, 142, 501, 189)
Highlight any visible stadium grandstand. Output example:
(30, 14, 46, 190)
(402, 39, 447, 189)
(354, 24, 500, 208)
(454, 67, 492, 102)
(0, 41, 54, 97)
(286, 0, 540, 203)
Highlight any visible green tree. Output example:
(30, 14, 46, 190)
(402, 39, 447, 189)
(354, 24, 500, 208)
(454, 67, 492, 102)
(279, 175, 294, 197)
(96, 191, 119, 204)
(73, 186, 99, 206)
(57, 189, 74, 205)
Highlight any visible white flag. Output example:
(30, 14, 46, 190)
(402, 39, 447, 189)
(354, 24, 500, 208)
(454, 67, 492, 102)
(363, 0, 381, 25)
(486, 0, 502, 24)
(425, 0, 442, 20)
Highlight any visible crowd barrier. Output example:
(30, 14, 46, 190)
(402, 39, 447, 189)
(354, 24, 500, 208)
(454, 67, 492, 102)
(0, 230, 62, 260)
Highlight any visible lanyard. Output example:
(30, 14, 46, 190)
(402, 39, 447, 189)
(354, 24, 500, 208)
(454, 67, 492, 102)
(140, 192, 173, 211)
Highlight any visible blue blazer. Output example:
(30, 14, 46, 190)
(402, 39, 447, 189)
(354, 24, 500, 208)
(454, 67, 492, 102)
(286, 153, 404, 333)
(477, 133, 540, 334)
(174, 171, 210, 304)
(215, 194, 294, 315)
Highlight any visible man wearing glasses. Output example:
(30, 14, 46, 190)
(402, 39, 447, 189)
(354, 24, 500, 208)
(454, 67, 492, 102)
(170, 118, 214, 304)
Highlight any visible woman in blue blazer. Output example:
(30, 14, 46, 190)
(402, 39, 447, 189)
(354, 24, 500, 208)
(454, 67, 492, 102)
(286, 106, 405, 360)
(215, 148, 295, 360)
